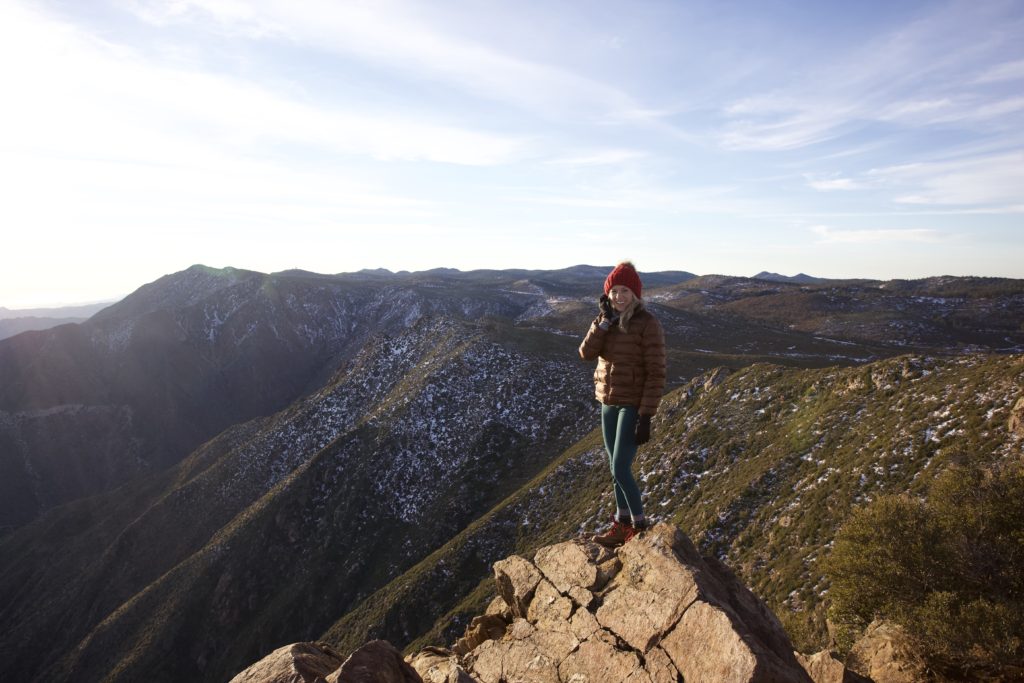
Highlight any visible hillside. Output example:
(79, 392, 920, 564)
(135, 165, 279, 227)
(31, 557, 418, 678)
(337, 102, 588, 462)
(0, 265, 583, 527)
(658, 275, 1024, 351)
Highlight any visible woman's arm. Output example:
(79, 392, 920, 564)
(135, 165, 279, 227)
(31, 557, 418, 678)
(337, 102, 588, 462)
(579, 318, 608, 360)
(639, 315, 667, 415)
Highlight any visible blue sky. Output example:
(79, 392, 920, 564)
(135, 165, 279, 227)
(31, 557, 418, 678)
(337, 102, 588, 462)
(2, 0, 1023, 307)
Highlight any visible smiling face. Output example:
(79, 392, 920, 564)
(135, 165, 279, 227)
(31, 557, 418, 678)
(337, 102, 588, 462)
(608, 284, 635, 311)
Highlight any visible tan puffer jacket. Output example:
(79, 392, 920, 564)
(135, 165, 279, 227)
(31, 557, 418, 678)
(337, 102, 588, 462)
(578, 307, 666, 415)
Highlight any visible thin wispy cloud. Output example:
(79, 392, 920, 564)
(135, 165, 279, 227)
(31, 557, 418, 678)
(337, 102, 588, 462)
(812, 226, 943, 244)
(1, 4, 531, 167)
(872, 152, 1024, 206)
(545, 149, 649, 166)
(974, 58, 1024, 84)
(717, 2, 1024, 152)
(805, 174, 867, 192)
(122, 0, 643, 122)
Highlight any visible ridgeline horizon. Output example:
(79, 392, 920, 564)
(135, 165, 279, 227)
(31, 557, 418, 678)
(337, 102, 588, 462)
(6, 261, 1024, 313)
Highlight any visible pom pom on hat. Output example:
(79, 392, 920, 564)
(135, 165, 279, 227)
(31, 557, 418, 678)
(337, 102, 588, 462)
(604, 261, 643, 298)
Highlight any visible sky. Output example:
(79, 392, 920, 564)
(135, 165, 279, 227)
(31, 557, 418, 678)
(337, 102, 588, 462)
(2, 0, 1023, 308)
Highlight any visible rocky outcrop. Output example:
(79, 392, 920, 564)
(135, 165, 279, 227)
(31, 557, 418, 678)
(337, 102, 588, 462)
(234, 523, 865, 683)
(797, 650, 872, 683)
(407, 647, 476, 683)
(228, 642, 345, 683)
(231, 640, 420, 683)
(451, 598, 512, 657)
(704, 366, 731, 391)
(447, 522, 829, 682)
(1009, 396, 1024, 436)
(327, 640, 421, 683)
(846, 620, 925, 683)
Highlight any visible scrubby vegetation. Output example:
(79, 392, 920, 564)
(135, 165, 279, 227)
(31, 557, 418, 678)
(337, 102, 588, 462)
(826, 461, 1024, 680)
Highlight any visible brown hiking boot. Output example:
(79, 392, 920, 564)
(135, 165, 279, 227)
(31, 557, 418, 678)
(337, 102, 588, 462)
(591, 520, 632, 547)
(622, 523, 646, 544)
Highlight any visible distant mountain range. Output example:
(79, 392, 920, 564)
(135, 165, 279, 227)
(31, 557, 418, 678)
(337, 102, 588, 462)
(752, 271, 829, 284)
(0, 302, 114, 320)
(1, 264, 1022, 682)
(0, 302, 115, 340)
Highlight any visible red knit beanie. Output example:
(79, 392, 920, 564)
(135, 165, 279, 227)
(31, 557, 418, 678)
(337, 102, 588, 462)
(604, 262, 642, 298)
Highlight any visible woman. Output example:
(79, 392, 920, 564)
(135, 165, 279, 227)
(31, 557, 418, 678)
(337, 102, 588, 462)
(579, 262, 667, 547)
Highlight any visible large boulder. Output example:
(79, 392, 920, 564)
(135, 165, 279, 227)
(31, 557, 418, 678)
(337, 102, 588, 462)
(797, 650, 872, 683)
(407, 647, 477, 683)
(436, 523, 849, 682)
(228, 642, 345, 683)
(846, 620, 926, 683)
(229, 639, 423, 683)
(327, 640, 422, 683)
(492, 554, 542, 618)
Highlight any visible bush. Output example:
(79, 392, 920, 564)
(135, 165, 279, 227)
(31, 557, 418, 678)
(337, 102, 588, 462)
(825, 462, 1024, 679)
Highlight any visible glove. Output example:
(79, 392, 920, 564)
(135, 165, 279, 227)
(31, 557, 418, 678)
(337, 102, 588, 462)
(598, 295, 620, 330)
(635, 414, 652, 445)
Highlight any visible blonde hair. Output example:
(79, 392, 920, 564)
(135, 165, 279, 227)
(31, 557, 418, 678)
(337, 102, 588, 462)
(618, 296, 643, 332)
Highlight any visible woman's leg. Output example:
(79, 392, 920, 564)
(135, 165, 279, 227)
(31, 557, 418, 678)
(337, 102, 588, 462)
(601, 405, 631, 523)
(602, 404, 645, 525)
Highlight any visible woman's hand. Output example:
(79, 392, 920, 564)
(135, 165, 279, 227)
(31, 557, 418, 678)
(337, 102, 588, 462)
(598, 295, 620, 330)
(635, 415, 652, 445)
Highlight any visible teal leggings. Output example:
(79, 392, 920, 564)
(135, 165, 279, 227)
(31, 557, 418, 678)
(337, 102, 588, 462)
(600, 404, 644, 519)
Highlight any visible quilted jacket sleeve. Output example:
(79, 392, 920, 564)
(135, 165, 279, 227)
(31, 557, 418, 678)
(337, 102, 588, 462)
(639, 315, 667, 415)
(578, 318, 607, 361)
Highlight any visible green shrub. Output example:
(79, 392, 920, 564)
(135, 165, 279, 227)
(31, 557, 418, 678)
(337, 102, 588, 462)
(825, 462, 1024, 679)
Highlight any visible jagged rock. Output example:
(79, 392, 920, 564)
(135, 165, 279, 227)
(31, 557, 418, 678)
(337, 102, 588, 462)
(527, 578, 574, 623)
(644, 645, 685, 683)
(796, 650, 871, 683)
(407, 647, 479, 683)
(492, 555, 542, 618)
(557, 635, 645, 681)
(451, 614, 509, 657)
(870, 365, 900, 390)
(483, 595, 512, 620)
(326, 640, 421, 683)
(844, 376, 867, 393)
(445, 523, 812, 682)
(228, 641, 345, 683)
(469, 618, 577, 683)
(704, 366, 730, 391)
(534, 540, 606, 593)
(846, 620, 925, 683)
(1009, 396, 1024, 436)
(594, 529, 699, 652)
